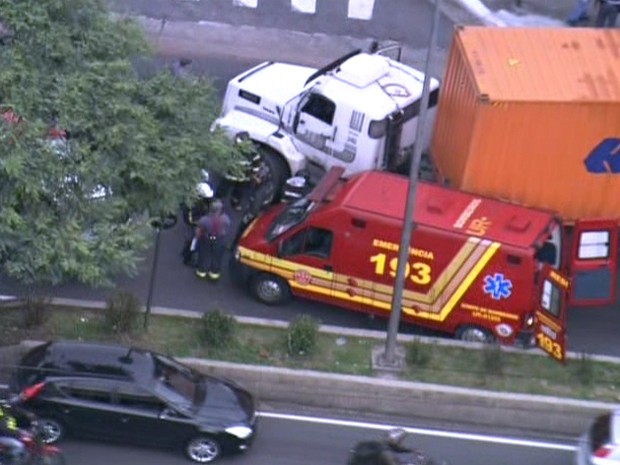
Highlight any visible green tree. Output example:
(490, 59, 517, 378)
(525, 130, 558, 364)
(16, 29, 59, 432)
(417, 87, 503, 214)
(0, 0, 240, 286)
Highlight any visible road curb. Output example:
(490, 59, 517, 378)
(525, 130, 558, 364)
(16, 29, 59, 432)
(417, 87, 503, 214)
(23, 296, 620, 365)
(185, 358, 617, 437)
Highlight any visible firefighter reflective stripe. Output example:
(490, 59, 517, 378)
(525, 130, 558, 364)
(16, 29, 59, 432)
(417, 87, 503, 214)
(238, 238, 501, 322)
(6, 416, 16, 431)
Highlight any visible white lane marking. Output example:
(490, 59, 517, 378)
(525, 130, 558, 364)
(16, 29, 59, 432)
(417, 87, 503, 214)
(233, 0, 258, 7)
(257, 412, 577, 452)
(347, 0, 375, 20)
(291, 0, 317, 14)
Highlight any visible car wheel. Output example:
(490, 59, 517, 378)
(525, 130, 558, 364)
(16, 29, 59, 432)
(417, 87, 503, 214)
(37, 417, 65, 444)
(185, 436, 221, 463)
(250, 273, 291, 305)
(456, 325, 494, 344)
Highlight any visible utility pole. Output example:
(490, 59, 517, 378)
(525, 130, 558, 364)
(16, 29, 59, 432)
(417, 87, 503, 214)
(382, 0, 442, 365)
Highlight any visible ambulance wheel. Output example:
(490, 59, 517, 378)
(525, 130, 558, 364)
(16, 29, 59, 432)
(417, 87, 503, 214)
(456, 325, 494, 344)
(250, 273, 291, 305)
(257, 146, 289, 204)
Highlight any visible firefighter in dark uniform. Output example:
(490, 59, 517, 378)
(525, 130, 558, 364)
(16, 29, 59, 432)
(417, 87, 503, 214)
(194, 199, 232, 281)
(182, 181, 214, 227)
(219, 150, 262, 212)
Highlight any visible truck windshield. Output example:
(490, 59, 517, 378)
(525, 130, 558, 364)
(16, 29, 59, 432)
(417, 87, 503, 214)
(267, 198, 314, 241)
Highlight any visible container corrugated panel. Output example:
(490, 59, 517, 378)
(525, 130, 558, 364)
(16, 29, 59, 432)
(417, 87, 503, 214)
(430, 26, 620, 222)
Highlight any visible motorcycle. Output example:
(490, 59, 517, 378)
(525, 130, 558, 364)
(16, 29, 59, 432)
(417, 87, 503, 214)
(11, 421, 65, 465)
(347, 429, 449, 465)
(0, 396, 65, 465)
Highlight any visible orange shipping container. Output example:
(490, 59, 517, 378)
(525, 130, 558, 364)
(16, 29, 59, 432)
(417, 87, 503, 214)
(430, 26, 620, 223)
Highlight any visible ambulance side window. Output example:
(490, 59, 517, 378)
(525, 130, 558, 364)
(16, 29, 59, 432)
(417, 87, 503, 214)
(305, 228, 333, 258)
(280, 227, 333, 259)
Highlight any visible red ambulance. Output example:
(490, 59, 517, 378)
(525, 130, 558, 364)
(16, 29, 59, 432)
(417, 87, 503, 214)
(233, 168, 570, 361)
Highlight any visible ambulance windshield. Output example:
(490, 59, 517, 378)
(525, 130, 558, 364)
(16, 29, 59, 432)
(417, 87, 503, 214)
(267, 198, 314, 241)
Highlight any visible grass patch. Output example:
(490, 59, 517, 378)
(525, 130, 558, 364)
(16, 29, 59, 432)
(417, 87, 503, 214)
(1, 306, 620, 402)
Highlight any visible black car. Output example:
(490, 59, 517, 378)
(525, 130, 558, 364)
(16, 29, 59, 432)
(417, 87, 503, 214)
(11, 341, 257, 463)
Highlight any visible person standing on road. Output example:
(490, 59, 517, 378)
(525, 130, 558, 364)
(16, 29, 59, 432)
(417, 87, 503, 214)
(595, 0, 620, 27)
(194, 199, 232, 281)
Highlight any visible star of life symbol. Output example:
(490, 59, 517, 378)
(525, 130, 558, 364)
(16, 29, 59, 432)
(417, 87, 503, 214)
(483, 273, 513, 300)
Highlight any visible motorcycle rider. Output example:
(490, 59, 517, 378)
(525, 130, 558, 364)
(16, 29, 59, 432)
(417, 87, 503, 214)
(348, 428, 422, 465)
(0, 401, 26, 465)
(385, 428, 413, 454)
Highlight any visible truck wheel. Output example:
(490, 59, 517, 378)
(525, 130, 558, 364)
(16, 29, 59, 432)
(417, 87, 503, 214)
(257, 146, 289, 204)
(456, 325, 494, 344)
(250, 273, 291, 305)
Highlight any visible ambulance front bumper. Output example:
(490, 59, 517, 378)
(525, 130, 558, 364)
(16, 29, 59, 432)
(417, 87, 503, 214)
(230, 250, 254, 284)
(515, 330, 536, 349)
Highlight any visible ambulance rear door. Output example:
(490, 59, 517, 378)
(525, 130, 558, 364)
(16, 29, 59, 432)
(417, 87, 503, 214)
(568, 219, 618, 306)
(534, 265, 570, 363)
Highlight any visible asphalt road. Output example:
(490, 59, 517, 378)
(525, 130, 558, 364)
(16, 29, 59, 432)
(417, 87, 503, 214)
(57, 409, 577, 465)
(105, 0, 468, 50)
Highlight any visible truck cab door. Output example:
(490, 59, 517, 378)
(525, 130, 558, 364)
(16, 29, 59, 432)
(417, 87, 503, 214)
(568, 219, 618, 306)
(277, 226, 336, 304)
(291, 92, 337, 171)
(534, 265, 570, 363)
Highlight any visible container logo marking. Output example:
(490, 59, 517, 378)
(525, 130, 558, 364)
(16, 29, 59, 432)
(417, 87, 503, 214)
(584, 138, 620, 174)
(483, 273, 513, 300)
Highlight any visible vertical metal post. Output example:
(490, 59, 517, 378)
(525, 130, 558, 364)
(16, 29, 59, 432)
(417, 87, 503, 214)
(144, 227, 162, 329)
(384, 0, 442, 364)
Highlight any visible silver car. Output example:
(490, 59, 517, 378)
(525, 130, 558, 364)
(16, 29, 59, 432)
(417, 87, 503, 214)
(576, 410, 620, 465)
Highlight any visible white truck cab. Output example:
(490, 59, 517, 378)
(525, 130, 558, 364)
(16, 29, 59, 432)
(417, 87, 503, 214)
(212, 45, 440, 195)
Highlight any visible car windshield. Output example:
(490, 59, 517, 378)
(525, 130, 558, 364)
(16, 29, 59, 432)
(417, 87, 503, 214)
(266, 198, 314, 241)
(152, 355, 205, 410)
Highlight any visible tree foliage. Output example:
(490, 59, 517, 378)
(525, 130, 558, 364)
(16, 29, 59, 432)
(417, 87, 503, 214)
(0, 0, 239, 286)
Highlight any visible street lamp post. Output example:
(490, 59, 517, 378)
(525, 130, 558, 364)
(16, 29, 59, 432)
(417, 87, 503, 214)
(382, 0, 442, 365)
(144, 213, 177, 329)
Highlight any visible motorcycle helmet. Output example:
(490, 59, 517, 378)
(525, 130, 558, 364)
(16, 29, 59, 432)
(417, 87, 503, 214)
(385, 428, 408, 449)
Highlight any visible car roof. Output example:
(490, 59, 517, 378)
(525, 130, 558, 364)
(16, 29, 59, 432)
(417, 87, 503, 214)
(18, 340, 156, 386)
